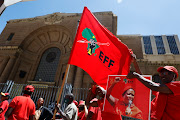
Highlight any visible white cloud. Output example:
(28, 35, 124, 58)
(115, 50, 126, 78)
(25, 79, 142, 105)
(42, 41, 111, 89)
(117, 0, 123, 3)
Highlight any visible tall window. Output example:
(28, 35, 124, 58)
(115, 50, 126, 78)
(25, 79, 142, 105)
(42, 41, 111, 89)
(154, 36, 166, 54)
(34, 47, 61, 82)
(143, 36, 153, 54)
(7, 33, 15, 41)
(167, 36, 179, 54)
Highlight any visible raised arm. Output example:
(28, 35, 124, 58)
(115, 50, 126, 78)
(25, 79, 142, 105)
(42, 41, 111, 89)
(131, 53, 142, 74)
(84, 105, 88, 117)
(55, 103, 70, 120)
(85, 86, 98, 107)
(106, 77, 120, 107)
(127, 72, 173, 94)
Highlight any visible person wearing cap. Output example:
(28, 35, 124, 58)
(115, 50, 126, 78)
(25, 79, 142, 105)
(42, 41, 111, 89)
(0, 92, 9, 120)
(77, 100, 88, 120)
(5, 85, 36, 120)
(127, 65, 180, 120)
(55, 93, 78, 120)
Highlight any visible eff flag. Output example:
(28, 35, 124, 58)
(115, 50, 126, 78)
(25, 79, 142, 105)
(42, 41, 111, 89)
(68, 7, 132, 88)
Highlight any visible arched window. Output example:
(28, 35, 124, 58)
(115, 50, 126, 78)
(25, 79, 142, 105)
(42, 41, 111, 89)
(34, 47, 61, 82)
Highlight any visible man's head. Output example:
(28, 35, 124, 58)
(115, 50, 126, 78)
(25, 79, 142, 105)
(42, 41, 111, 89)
(37, 98, 44, 108)
(0, 92, 9, 102)
(64, 93, 74, 105)
(78, 100, 85, 112)
(157, 66, 178, 84)
(24, 85, 35, 95)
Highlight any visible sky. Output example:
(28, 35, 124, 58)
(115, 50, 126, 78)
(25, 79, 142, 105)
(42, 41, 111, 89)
(0, 0, 180, 38)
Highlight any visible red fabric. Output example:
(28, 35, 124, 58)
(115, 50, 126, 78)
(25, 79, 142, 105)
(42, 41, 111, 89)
(151, 81, 180, 120)
(68, 7, 132, 89)
(73, 100, 78, 106)
(78, 111, 85, 120)
(0, 100, 9, 120)
(104, 76, 151, 120)
(97, 99, 122, 120)
(114, 100, 143, 119)
(88, 106, 102, 120)
(8, 94, 35, 120)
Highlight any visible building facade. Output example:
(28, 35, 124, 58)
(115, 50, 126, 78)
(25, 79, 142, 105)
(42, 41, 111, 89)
(0, 12, 180, 89)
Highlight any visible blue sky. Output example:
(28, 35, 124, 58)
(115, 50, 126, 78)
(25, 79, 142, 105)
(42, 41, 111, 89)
(0, 0, 180, 37)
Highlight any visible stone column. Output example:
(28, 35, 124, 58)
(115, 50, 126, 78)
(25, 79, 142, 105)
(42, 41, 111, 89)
(141, 36, 145, 55)
(73, 67, 84, 99)
(0, 56, 16, 83)
(0, 56, 10, 76)
(150, 35, 158, 55)
(174, 35, 180, 53)
(162, 35, 171, 54)
(67, 65, 76, 85)
(73, 67, 84, 88)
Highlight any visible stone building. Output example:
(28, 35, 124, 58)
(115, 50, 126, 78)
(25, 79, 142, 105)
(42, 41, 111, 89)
(0, 11, 180, 89)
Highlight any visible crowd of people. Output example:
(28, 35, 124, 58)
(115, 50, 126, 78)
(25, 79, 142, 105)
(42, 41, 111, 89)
(0, 55, 180, 120)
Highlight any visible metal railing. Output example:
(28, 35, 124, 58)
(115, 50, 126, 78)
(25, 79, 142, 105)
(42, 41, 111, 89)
(0, 82, 89, 108)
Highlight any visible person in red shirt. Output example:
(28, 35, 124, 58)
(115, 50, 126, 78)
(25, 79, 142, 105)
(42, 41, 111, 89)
(77, 100, 88, 120)
(86, 84, 122, 120)
(5, 85, 36, 120)
(127, 65, 180, 120)
(0, 92, 9, 120)
(86, 98, 102, 120)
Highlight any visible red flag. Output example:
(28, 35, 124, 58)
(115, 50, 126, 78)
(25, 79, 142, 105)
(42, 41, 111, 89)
(68, 7, 132, 88)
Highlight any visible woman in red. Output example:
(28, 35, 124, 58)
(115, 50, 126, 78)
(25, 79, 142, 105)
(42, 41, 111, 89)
(106, 77, 143, 119)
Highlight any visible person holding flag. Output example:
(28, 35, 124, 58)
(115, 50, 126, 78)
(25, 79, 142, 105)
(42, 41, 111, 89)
(86, 83, 122, 120)
(67, 6, 133, 120)
(127, 61, 180, 119)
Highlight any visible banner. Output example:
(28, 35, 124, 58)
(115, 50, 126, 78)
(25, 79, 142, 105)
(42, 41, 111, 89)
(68, 7, 132, 88)
(103, 75, 151, 120)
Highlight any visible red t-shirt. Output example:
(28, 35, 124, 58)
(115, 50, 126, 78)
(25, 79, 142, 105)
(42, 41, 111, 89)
(0, 100, 9, 120)
(88, 106, 102, 120)
(97, 99, 122, 120)
(8, 94, 35, 120)
(78, 111, 86, 120)
(151, 81, 180, 120)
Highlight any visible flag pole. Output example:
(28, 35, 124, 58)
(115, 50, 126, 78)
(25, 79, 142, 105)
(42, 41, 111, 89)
(53, 64, 70, 120)
(52, 20, 80, 120)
